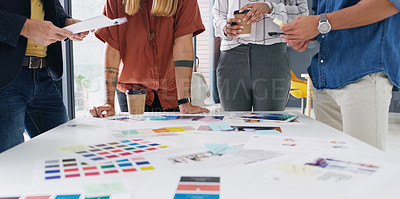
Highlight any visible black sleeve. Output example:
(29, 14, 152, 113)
(0, 10, 27, 47)
(54, 0, 71, 27)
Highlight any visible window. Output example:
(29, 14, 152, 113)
(70, 0, 106, 117)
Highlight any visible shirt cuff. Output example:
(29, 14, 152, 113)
(264, 2, 276, 18)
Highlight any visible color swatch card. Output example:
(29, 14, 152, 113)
(0, 193, 131, 199)
(244, 135, 357, 155)
(72, 138, 169, 163)
(196, 126, 282, 134)
(174, 176, 220, 199)
(41, 157, 154, 181)
(113, 126, 196, 137)
(156, 115, 224, 122)
(0, 194, 83, 199)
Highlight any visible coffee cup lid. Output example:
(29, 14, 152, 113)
(126, 89, 146, 95)
(234, 9, 250, 15)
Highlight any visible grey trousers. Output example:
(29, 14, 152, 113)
(217, 43, 290, 111)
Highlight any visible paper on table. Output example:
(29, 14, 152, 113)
(205, 143, 238, 155)
(83, 182, 128, 198)
(63, 15, 127, 34)
(244, 135, 358, 155)
(56, 144, 91, 153)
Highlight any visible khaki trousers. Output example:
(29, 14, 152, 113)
(313, 73, 393, 150)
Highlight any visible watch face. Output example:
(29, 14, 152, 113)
(319, 22, 331, 34)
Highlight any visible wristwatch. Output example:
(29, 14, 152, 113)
(177, 98, 191, 105)
(317, 13, 331, 34)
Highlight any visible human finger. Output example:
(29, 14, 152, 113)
(280, 21, 295, 33)
(239, 4, 251, 13)
(227, 18, 242, 24)
(293, 41, 309, 52)
(242, 7, 255, 22)
(96, 106, 114, 118)
(90, 107, 100, 117)
(249, 9, 263, 24)
(53, 26, 73, 38)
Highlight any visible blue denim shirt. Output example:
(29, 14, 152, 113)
(309, 0, 400, 90)
(392, 0, 400, 10)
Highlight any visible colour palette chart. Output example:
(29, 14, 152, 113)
(73, 138, 168, 163)
(121, 126, 195, 135)
(43, 157, 154, 180)
(0, 194, 108, 199)
(174, 176, 220, 199)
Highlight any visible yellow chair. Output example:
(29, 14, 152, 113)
(290, 70, 312, 116)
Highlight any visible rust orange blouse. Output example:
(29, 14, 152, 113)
(95, 0, 205, 109)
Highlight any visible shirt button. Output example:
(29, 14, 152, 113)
(322, 35, 325, 39)
(320, 59, 324, 63)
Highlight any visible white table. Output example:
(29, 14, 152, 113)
(0, 112, 399, 199)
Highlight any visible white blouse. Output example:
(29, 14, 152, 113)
(213, 0, 309, 51)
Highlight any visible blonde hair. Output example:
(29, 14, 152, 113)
(123, 0, 178, 17)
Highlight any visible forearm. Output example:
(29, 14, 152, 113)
(173, 34, 194, 100)
(327, 0, 399, 31)
(104, 44, 121, 106)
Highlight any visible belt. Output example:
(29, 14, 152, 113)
(22, 56, 48, 69)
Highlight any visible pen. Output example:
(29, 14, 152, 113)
(268, 32, 285, 36)
(285, 115, 299, 123)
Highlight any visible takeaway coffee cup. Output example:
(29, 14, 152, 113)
(126, 89, 146, 115)
(233, 9, 251, 37)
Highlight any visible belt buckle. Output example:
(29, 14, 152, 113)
(28, 57, 42, 69)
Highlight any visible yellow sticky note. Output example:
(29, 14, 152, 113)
(276, 163, 317, 175)
(140, 166, 155, 171)
(166, 127, 186, 132)
(273, 18, 284, 27)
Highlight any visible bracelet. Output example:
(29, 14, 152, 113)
(177, 98, 191, 105)
(266, 2, 274, 14)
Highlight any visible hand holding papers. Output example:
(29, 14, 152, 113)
(63, 15, 128, 34)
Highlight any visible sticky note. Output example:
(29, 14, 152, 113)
(255, 130, 282, 135)
(121, 130, 138, 135)
(276, 163, 317, 175)
(83, 182, 128, 198)
(273, 18, 284, 27)
(205, 143, 238, 155)
(207, 122, 233, 131)
(54, 195, 81, 199)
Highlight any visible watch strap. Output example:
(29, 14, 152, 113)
(177, 98, 191, 105)
(320, 13, 327, 22)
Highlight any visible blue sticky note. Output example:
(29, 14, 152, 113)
(174, 194, 219, 199)
(207, 122, 233, 131)
(205, 143, 238, 155)
(55, 195, 81, 199)
(255, 130, 281, 135)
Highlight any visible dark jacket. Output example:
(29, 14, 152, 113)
(0, 0, 70, 88)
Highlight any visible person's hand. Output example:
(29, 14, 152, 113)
(90, 103, 115, 118)
(281, 15, 320, 43)
(240, 3, 271, 24)
(20, 19, 73, 46)
(224, 18, 244, 37)
(281, 36, 309, 52)
(64, 18, 90, 41)
(179, 103, 210, 114)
